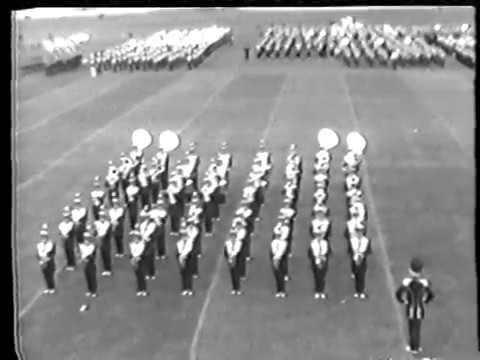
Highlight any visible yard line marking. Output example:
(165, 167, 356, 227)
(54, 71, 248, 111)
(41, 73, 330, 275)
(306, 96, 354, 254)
(17, 77, 182, 192)
(261, 74, 289, 141)
(178, 72, 237, 134)
(189, 80, 288, 360)
(16, 76, 129, 135)
(340, 74, 407, 346)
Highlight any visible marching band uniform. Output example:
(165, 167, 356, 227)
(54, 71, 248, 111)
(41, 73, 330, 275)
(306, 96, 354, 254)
(216, 142, 232, 191)
(94, 210, 113, 276)
(270, 237, 288, 298)
(129, 230, 148, 296)
(149, 162, 162, 202)
(109, 197, 126, 257)
(105, 160, 121, 204)
(90, 176, 106, 221)
(308, 237, 330, 299)
(137, 165, 151, 209)
(154, 149, 169, 190)
(201, 180, 217, 235)
(349, 232, 371, 299)
(58, 207, 76, 270)
(342, 151, 361, 173)
(168, 174, 185, 235)
(224, 232, 243, 295)
(231, 221, 248, 279)
(71, 194, 88, 244)
(150, 199, 169, 259)
(79, 232, 98, 297)
(140, 212, 157, 279)
(186, 222, 201, 277)
(126, 176, 140, 229)
(395, 258, 434, 354)
(176, 235, 194, 296)
(310, 214, 331, 240)
(119, 155, 134, 197)
(130, 146, 143, 176)
(37, 225, 56, 294)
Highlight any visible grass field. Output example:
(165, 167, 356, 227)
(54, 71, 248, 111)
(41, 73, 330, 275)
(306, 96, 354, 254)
(14, 8, 476, 360)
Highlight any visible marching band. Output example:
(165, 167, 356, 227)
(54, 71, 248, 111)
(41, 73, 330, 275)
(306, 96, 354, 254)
(33, 126, 436, 355)
(253, 17, 474, 69)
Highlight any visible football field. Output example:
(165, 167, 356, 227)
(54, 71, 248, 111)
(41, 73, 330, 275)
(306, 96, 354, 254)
(14, 8, 475, 360)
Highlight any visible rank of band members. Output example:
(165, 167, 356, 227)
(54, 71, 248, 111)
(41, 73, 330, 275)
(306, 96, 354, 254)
(40, 17, 474, 77)
(36, 129, 374, 300)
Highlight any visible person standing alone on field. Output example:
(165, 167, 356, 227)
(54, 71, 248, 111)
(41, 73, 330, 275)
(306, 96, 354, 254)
(395, 257, 435, 354)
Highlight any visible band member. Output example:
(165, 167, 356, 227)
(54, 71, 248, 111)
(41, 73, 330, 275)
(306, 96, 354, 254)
(105, 160, 121, 204)
(396, 258, 435, 354)
(79, 230, 98, 297)
(94, 209, 113, 276)
(109, 197, 126, 257)
(286, 144, 302, 177)
(342, 150, 362, 173)
(185, 220, 201, 278)
(224, 230, 243, 295)
(139, 210, 157, 280)
(149, 160, 163, 202)
(154, 148, 169, 189)
(308, 236, 330, 299)
(71, 193, 88, 244)
(273, 216, 293, 268)
(201, 179, 217, 236)
(126, 175, 140, 229)
(57, 206, 76, 270)
(176, 233, 195, 296)
(129, 230, 148, 296)
(168, 173, 184, 235)
(150, 198, 169, 259)
(345, 172, 361, 192)
(185, 147, 200, 191)
(216, 141, 232, 191)
(348, 229, 371, 299)
(129, 145, 143, 176)
(90, 176, 106, 221)
(137, 164, 151, 209)
(119, 154, 134, 196)
(270, 236, 288, 298)
(310, 212, 331, 240)
(37, 224, 56, 294)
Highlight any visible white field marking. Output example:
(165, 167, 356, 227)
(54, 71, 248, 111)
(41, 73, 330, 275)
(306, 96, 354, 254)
(340, 74, 407, 346)
(177, 73, 237, 134)
(189, 77, 288, 360)
(16, 76, 128, 135)
(261, 75, 290, 141)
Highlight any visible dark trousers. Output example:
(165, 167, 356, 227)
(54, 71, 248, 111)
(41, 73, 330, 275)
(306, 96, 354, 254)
(353, 259, 367, 293)
(272, 264, 286, 293)
(92, 206, 100, 221)
(127, 204, 138, 229)
(229, 263, 241, 291)
(193, 234, 202, 257)
(408, 319, 422, 351)
(140, 188, 150, 209)
(145, 242, 156, 277)
(63, 236, 76, 267)
(74, 224, 85, 244)
(179, 258, 193, 291)
(170, 214, 180, 233)
(151, 183, 160, 203)
(84, 262, 97, 294)
(113, 226, 124, 255)
(41, 261, 55, 290)
(134, 259, 147, 292)
(100, 240, 112, 272)
(204, 202, 215, 233)
(238, 244, 247, 277)
(311, 263, 328, 293)
(155, 227, 166, 256)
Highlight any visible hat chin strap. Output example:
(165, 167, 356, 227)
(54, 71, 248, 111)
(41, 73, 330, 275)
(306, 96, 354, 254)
(409, 269, 421, 277)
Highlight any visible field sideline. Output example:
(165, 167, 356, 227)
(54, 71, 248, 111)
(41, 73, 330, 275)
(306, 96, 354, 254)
(14, 8, 475, 360)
